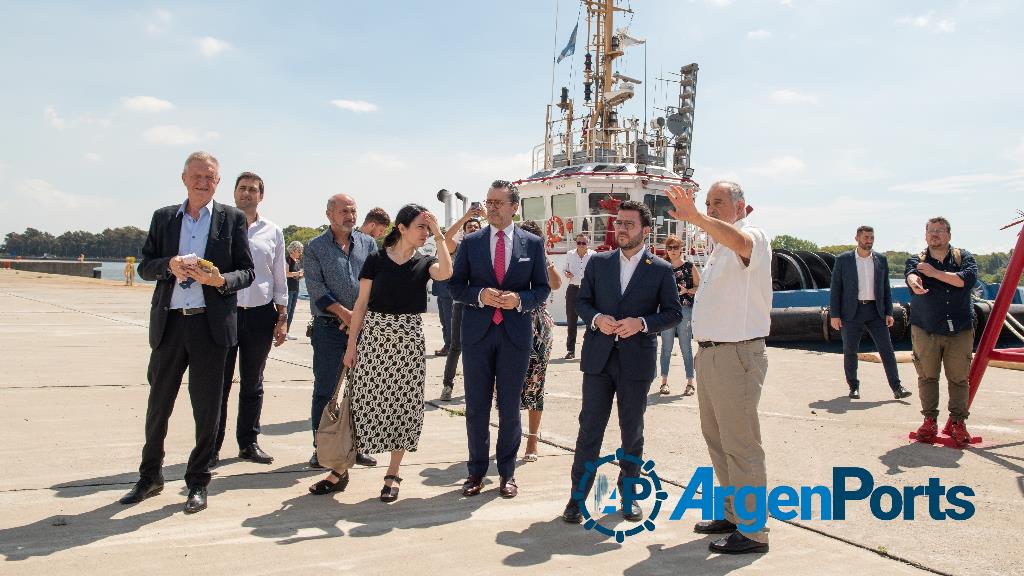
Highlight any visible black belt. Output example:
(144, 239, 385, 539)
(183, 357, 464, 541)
(316, 315, 349, 332)
(697, 337, 763, 349)
(858, 300, 876, 305)
(238, 302, 274, 310)
(177, 307, 206, 316)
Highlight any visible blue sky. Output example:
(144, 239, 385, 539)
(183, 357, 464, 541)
(2, 0, 1022, 253)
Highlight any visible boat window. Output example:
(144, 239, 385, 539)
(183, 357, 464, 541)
(587, 192, 630, 236)
(551, 193, 576, 235)
(645, 193, 675, 242)
(521, 196, 546, 223)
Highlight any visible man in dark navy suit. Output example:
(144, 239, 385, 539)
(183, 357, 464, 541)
(561, 200, 682, 524)
(829, 225, 911, 400)
(118, 151, 254, 514)
(449, 180, 550, 499)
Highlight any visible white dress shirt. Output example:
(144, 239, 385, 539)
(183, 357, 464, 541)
(856, 251, 875, 301)
(236, 215, 289, 308)
(489, 223, 516, 272)
(591, 247, 649, 332)
(564, 248, 595, 287)
(692, 218, 772, 342)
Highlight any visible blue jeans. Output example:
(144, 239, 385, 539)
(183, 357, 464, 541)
(286, 291, 299, 332)
(660, 305, 694, 379)
(437, 295, 453, 349)
(310, 316, 349, 445)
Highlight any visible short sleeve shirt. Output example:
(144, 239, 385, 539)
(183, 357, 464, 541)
(360, 250, 437, 314)
(692, 218, 773, 342)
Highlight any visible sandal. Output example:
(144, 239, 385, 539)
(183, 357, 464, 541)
(683, 382, 695, 396)
(523, 433, 539, 462)
(659, 383, 670, 395)
(380, 475, 402, 502)
(309, 471, 349, 495)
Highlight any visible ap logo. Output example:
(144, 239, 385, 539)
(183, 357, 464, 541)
(573, 449, 669, 542)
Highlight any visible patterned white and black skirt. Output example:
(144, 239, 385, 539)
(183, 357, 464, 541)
(351, 311, 426, 454)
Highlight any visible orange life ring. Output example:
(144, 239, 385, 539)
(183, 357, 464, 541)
(546, 216, 565, 245)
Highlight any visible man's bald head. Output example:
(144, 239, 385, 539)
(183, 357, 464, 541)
(326, 194, 358, 235)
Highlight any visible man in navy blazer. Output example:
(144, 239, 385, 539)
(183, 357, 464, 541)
(829, 225, 911, 400)
(561, 200, 682, 524)
(449, 180, 551, 498)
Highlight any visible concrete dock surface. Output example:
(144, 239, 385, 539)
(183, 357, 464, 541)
(1, 269, 1021, 575)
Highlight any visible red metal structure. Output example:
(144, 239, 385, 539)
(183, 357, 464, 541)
(912, 216, 1024, 447)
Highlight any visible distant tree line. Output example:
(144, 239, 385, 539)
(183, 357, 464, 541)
(1, 227, 148, 260)
(771, 235, 1022, 286)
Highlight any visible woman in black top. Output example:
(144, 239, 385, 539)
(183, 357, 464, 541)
(309, 204, 452, 502)
(285, 241, 304, 338)
(659, 234, 701, 396)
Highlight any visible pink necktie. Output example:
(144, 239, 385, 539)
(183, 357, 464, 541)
(493, 230, 506, 325)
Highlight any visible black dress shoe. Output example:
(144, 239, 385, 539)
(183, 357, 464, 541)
(239, 443, 274, 464)
(562, 499, 583, 524)
(118, 480, 164, 504)
(849, 386, 860, 399)
(309, 451, 324, 469)
(183, 487, 208, 514)
(564, 351, 575, 360)
(208, 452, 219, 469)
(694, 519, 737, 534)
(462, 475, 484, 497)
(356, 453, 377, 467)
(621, 499, 643, 522)
(708, 531, 769, 554)
(893, 386, 913, 400)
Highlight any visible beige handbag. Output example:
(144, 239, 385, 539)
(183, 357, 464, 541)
(315, 368, 357, 472)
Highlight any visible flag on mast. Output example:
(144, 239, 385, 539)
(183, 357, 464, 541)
(556, 23, 578, 63)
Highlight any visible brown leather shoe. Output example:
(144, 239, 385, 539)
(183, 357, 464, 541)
(499, 477, 518, 499)
(462, 475, 484, 497)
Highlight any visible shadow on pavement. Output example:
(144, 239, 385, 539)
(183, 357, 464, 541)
(495, 517, 622, 566)
(808, 395, 910, 415)
(623, 540, 763, 575)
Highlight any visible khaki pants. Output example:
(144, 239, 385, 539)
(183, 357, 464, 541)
(910, 326, 973, 421)
(695, 339, 769, 543)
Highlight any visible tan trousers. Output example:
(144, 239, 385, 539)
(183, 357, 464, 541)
(695, 339, 769, 543)
(910, 326, 974, 421)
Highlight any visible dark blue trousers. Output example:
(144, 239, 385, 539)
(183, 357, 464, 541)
(842, 302, 901, 392)
(569, 348, 652, 497)
(310, 316, 349, 444)
(462, 324, 532, 478)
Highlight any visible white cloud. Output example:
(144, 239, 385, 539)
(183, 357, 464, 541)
(750, 155, 806, 178)
(747, 30, 772, 40)
(770, 89, 818, 104)
(16, 179, 111, 210)
(122, 96, 175, 112)
(780, 0, 794, 7)
(143, 125, 220, 146)
(897, 12, 956, 34)
(44, 105, 65, 130)
(330, 99, 379, 113)
(84, 152, 101, 162)
(705, 0, 734, 7)
(835, 149, 890, 182)
(358, 153, 407, 171)
(74, 115, 111, 129)
(889, 171, 1024, 195)
(455, 152, 532, 176)
(196, 36, 231, 57)
(146, 9, 172, 36)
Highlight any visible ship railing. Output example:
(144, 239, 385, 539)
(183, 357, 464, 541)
(522, 215, 710, 265)
(530, 126, 667, 172)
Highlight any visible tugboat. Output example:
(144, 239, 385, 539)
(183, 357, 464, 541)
(515, 0, 702, 322)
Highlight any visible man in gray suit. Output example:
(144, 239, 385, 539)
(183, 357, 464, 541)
(829, 225, 912, 400)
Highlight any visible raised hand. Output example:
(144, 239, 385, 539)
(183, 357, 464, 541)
(666, 184, 700, 222)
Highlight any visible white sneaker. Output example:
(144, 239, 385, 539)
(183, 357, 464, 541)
(286, 334, 297, 340)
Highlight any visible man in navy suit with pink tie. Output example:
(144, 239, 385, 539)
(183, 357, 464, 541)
(449, 180, 550, 499)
